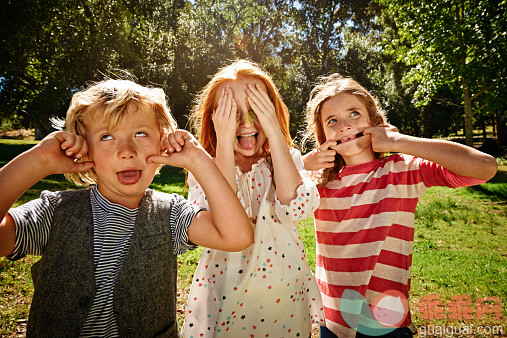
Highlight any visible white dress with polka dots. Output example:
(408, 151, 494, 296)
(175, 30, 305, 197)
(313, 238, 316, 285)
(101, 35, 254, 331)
(181, 148, 324, 337)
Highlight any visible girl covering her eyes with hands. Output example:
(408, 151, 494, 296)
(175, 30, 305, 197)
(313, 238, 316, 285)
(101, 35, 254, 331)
(181, 60, 324, 337)
(303, 74, 497, 338)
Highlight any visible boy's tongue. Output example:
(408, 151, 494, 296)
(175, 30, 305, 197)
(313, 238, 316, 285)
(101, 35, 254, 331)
(117, 170, 141, 185)
(238, 135, 256, 150)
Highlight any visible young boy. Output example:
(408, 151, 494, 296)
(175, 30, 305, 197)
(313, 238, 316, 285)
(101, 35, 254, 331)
(0, 79, 253, 337)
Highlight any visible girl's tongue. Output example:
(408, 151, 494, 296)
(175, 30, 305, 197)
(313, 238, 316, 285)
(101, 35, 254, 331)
(117, 170, 141, 185)
(238, 134, 256, 150)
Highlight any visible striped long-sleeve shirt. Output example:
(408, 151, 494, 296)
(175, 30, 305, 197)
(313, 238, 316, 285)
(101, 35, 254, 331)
(314, 153, 486, 337)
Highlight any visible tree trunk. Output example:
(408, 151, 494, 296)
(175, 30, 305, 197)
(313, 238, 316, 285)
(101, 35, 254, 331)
(463, 86, 474, 147)
(497, 110, 507, 147)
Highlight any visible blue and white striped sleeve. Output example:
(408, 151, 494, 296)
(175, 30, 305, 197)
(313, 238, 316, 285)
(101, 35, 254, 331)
(169, 193, 203, 255)
(7, 191, 58, 260)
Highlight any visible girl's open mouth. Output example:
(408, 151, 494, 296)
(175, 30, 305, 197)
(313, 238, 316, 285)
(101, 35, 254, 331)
(337, 131, 364, 144)
(237, 132, 258, 150)
(117, 170, 142, 185)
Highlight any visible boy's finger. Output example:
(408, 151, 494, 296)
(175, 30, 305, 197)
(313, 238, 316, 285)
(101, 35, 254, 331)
(174, 131, 186, 147)
(71, 161, 95, 172)
(147, 154, 171, 165)
(65, 135, 85, 156)
(73, 139, 89, 159)
(59, 133, 76, 150)
(164, 133, 178, 153)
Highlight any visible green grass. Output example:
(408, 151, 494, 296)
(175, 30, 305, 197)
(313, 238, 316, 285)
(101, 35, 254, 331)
(0, 139, 506, 335)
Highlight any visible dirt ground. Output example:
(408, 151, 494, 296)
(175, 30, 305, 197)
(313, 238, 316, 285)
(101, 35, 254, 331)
(0, 129, 35, 140)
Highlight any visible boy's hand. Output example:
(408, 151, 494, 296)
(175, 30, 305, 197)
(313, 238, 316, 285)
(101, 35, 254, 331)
(363, 124, 401, 153)
(35, 131, 94, 175)
(148, 130, 211, 170)
(213, 88, 237, 146)
(303, 140, 338, 171)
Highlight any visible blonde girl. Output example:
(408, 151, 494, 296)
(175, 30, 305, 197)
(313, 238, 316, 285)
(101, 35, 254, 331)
(303, 74, 497, 338)
(181, 60, 325, 337)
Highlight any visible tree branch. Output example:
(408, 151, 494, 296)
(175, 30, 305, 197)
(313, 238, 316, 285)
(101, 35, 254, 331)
(473, 102, 489, 116)
(470, 80, 497, 102)
(433, 97, 462, 108)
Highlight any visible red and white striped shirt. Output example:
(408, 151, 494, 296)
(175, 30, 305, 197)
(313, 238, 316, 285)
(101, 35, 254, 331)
(314, 153, 486, 337)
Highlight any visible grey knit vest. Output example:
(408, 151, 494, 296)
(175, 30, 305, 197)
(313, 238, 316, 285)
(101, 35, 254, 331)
(27, 188, 179, 337)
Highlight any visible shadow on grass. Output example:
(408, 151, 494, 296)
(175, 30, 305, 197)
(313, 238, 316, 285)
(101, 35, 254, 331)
(466, 169, 507, 202)
(0, 141, 37, 162)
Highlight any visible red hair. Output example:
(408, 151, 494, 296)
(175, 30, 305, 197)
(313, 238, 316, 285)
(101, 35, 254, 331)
(189, 60, 292, 156)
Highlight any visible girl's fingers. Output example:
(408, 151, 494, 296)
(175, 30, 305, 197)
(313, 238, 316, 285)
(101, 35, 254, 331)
(250, 84, 272, 109)
(215, 90, 225, 117)
(321, 155, 336, 163)
(320, 140, 338, 150)
(247, 85, 270, 112)
(229, 95, 237, 120)
(222, 89, 232, 118)
(362, 126, 374, 135)
(321, 162, 335, 169)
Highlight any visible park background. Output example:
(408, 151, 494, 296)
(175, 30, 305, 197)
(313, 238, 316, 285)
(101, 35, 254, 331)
(0, 0, 505, 336)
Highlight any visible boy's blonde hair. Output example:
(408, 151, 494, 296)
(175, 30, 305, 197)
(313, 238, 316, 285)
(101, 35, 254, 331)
(189, 59, 292, 156)
(305, 73, 387, 186)
(64, 79, 177, 186)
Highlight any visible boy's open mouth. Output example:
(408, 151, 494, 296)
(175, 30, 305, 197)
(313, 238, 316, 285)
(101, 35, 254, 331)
(237, 132, 258, 150)
(337, 131, 364, 145)
(117, 170, 142, 185)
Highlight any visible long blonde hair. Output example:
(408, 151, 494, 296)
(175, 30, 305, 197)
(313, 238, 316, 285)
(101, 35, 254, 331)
(64, 79, 177, 186)
(305, 74, 387, 186)
(189, 59, 292, 156)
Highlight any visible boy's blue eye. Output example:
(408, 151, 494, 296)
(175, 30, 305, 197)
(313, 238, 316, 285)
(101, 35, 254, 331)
(100, 134, 113, 141)
(136, 131, 148, 137)
(350, 111, 360, 117)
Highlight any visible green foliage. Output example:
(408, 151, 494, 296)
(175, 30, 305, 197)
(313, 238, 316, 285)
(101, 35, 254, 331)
(378, 0, 507, 143)
(0, 0, 504, 145)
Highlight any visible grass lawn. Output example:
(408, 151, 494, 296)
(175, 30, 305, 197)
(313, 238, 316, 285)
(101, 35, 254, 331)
(0, 139, 506, 336)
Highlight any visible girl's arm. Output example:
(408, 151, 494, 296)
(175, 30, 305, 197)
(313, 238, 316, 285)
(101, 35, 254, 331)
(364, 126, 498, 180)
(247, 84, 301, 204)
(0, 132, 94, 256)
(148, 130, 253, 252)
(213, 87, 238, 192)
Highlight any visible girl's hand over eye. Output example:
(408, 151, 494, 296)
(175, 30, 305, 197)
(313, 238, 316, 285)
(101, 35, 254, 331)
(303, 140, 338, 171)
(363, 124, 401, 153)
(212, 88, 237, 146)
(246, 84, 280, 137)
